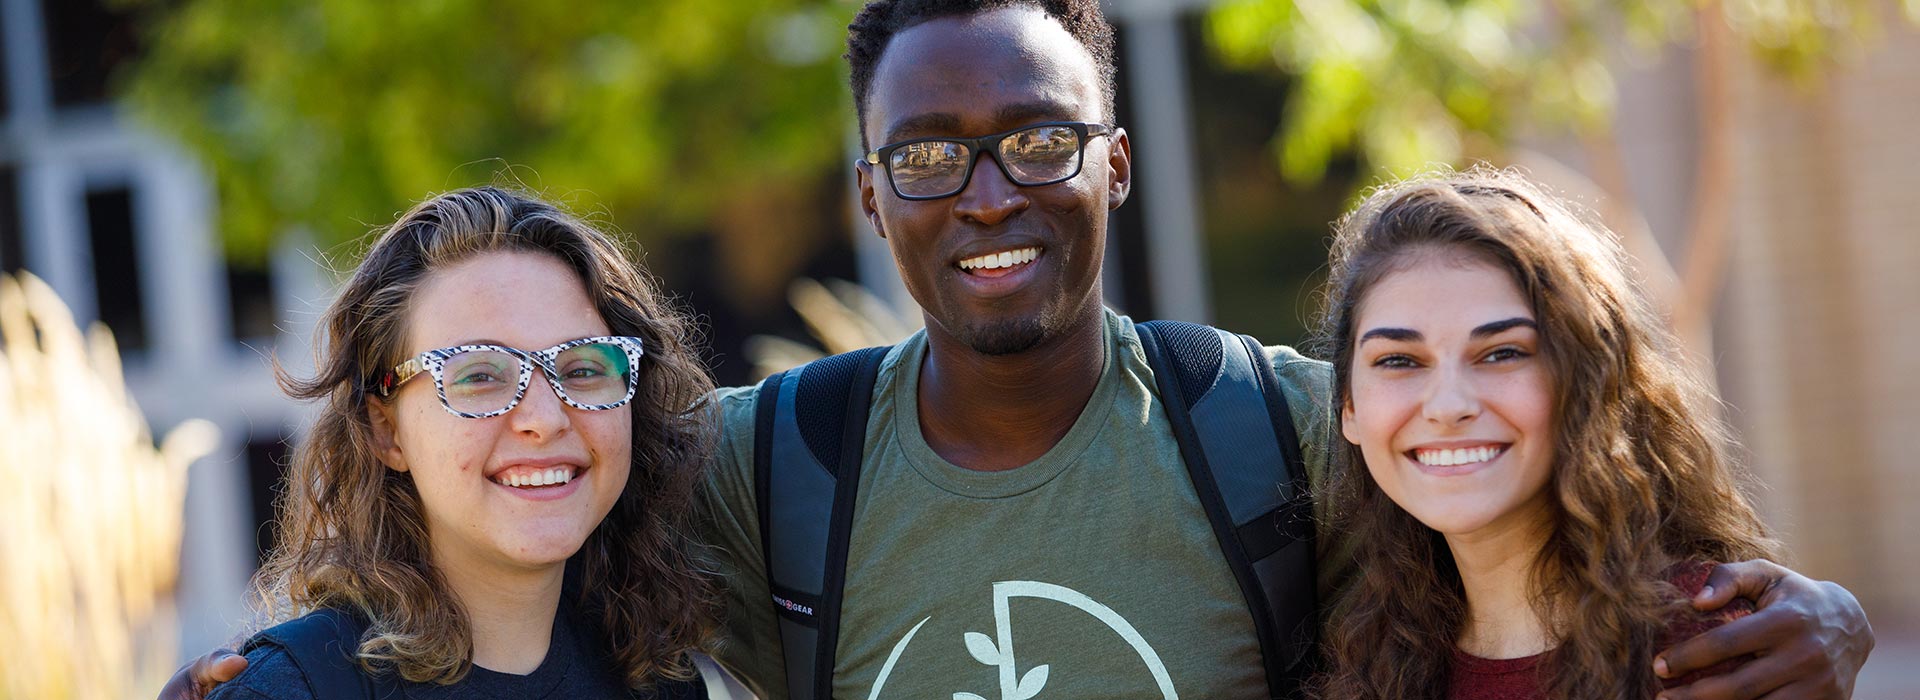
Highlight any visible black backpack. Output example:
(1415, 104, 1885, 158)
(751, 319, 1319, 699)
(238, 608, 402, 700)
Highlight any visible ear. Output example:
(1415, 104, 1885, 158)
(855, 158, 886, 239)
(1340, 394, 1361, 446)
(366, 396, 410, 473)
(1105, 127, 1132, 210)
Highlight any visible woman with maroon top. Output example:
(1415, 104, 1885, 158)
(1312, 168, 1779, 700)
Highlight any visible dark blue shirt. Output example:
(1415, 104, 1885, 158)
(207, 606, 704, 700)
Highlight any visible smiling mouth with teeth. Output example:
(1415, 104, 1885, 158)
(1409, 445, 1508, 467)
(957, 246, 1040, 275)
(490, 466, 580, 489)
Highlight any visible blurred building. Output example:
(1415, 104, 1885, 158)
(1719, 11, 1920, 645)
(1573, 13, 1920, 635)
(0, 0, 329, 654)
(1532, 10, 1920, 690)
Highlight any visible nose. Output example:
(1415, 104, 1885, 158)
(1421, 363, 1481, 427)
(507, 370, 571, 442)
(950, 150, 1029, 226)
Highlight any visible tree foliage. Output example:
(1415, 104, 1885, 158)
(122, 0, 854, 263)
(1206, 0, 1907, 186)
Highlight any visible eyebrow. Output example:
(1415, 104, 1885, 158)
(448, 338, 508, 348)
(879, 101, 1080, 145)
(1357, 317, 1537, 344)
(1470, 317, 1537, 339)
(1358, 327, 1422, 344)
(992, 100, 1077, 126)
(881, 113, 965, 145)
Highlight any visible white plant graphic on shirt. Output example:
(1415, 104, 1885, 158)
(954, 629, 1050, 700)
(942, 581, 1179, 700)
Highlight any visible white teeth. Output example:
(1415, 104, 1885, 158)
(1416, 446, 1503, 467)
(958, 247, 1040, 270)
(494, 466, 578, 488)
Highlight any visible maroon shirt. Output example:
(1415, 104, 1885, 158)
(1446, 562, 1754, 700)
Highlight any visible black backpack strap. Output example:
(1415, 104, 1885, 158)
(752, 346, 890, 700)
(1135, 320, 1317, 700)
(240, 608, 394, 700)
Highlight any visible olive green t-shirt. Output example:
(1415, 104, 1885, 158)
(700, 310, 1343, 699)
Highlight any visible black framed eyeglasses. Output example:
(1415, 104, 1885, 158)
(374, 336, 645, 419)
(863, 121, 1115, 200)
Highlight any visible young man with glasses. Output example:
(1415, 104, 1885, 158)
(166, 1, 1872, 698)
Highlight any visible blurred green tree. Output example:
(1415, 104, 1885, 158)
(1206, 0, 1914, 352)
(1208, 0, 1902, 186)
(122, 0, 854, 307)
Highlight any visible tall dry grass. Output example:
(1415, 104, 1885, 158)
(0, 271, 217, 700)
(745, 277, 919, 378)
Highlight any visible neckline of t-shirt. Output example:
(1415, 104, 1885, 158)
(452, 604, 577, 694)
(890, 311, 1124, 499)
(1450, 645, 1550, 674)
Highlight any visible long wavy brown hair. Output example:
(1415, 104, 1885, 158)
(1311, 168, 1778, 699)
(255, 186, 720, 686)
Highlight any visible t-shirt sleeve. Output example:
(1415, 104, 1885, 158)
(695, 385, 788, 700)
(204, 645, 318, 700)
(1263, 346, 1360, 607)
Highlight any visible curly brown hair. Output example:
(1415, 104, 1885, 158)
(255, 186, 720, 687)
(1311, 168, 1779, 699)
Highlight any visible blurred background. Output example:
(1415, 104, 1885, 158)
(1, 0, 1915, 696)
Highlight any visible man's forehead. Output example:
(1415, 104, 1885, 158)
(864, 7, 1102, 142)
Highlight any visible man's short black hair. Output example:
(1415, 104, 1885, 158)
(845, 0, 1118, 149)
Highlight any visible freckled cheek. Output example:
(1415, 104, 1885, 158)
(1349, 379, 1422, 451)
(1484, 369, 1556, 437)
(399, 411, 497, 478)
(581, 413, 632, 473)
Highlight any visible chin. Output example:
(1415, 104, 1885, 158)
(952, 306, 1067, 356)
(1406, 497, 1520, 537)
(498, 529, 595, 568)
(1414, 513, 1496, 537)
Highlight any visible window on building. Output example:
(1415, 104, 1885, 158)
(242, 435, 291, 568)
(0, 167, 21, 275)
(226, 259, 278, 341)
(0, 6, 13, 122)
(40, 0, 143, 108)
(86, 186, 147, 350)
